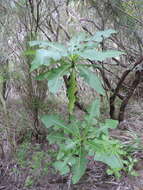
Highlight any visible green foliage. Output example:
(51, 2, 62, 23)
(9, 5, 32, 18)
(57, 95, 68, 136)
(41, 99, 131, 184)
(16, 143, 50, 184)
(72, 148, 88, 184)
(25, 176, 34, 188)
(29, 30, 124, 114)
(78, 66, 104, 95)
(16, 142, 30, 168)
(90, 29, 117, 42)
(123, 156, 138, 177)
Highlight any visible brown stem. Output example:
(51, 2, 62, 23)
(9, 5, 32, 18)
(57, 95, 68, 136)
(110, 57, 143, 119)
(118, 70, 141, 122)
(0, 143, 5, 159)
(110, 70, 131, 119)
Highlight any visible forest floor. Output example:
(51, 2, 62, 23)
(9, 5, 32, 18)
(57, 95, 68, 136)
(0, 93, 143, 190)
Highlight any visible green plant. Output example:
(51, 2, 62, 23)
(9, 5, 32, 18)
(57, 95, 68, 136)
(16, 143, 50, 179)
(41, 99, 128, 184)
(29, 30, 123, 114)
(31, 151, 50, 175)
(16, 142, 30, 168)
(25, 176, 34, 188)
(123, 156, 138, 176)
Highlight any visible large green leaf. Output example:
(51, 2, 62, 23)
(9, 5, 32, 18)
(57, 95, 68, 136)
(54, 161, 70, 175)
(41, 114, 63, 128)
(36, 64, 70, 81)
(29, 40, 50, 47)
(68, 119, 81, 137)
(81, 41, 98, 50)
(30, 48, 61, 71)
(72, 148, 88, 184)
(48, 65, 70, 93)
(46, 42, 68, 56)
(78, 49, 124, 61)
(37, 49, 62, 60)
(87, 140, 104, 153)
(47, 132, 68, 144)
(48, 78, 63, 94)
(78, 66, 105, 95)
(91, 29, 117, 42)
(64, 139, 77, 150)
(24, 49, 36, 56)
(41, 114, 73, 134)
(86, 99, 100, 125)
(68, 33, 87, 53)
(104, 119, 118, 129)
(94, 152, 123, 169)
(98, 119, 119, 135)
(30, 41, 68, 56)
(30, 59, 51, 71)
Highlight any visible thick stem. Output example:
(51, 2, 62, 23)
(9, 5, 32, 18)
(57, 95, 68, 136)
(63, 75, 87, 113)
